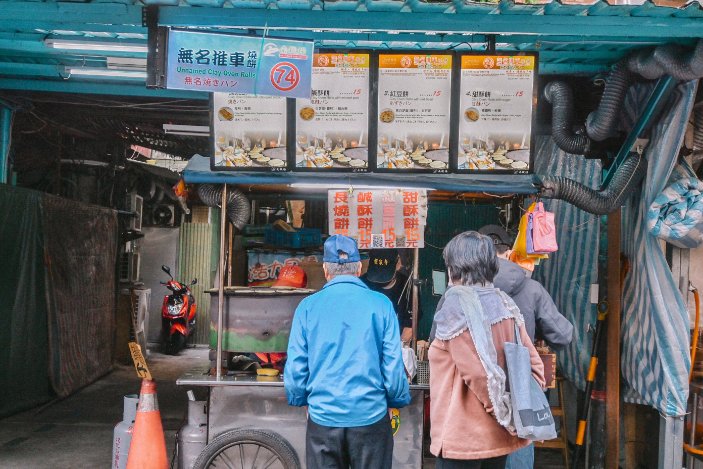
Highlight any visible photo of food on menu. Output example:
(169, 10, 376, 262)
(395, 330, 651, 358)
(458, 132, 530, 171)
(212, 93, 287, 170)
(377, 132, 449, 170)
(296, 130, 368, 169)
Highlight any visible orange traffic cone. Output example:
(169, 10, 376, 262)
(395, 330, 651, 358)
(126, 379, 168, 469)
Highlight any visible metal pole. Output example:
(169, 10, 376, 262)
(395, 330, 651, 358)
(606, 208, 622, 468)
(411, 247, 420, 348)
(216, 185, 228, 380)
(573, 300, 608, 467)
(0, 104, 13, 185)
(688, 392, 698, 469)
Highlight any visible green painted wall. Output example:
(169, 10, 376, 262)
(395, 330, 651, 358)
(418, 202, 502, 339)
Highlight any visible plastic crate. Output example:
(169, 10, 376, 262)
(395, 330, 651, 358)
(264, 227, 322, 249)
(242, 224, 271, 236)
(417, 361, 430, 385)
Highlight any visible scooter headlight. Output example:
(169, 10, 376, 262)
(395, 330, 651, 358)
(168, 303, 182, 316)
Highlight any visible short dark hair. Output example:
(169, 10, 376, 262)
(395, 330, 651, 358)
(443, 231, 498, 286)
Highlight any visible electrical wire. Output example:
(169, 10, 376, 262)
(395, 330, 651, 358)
(690, 284, 700, 383)
(25, 96, 204, 111)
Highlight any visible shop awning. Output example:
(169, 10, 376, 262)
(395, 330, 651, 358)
(1, 0, 703, 98)
(182, 154, 539, 194)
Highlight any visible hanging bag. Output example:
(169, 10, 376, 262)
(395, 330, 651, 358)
(526, 211, 536, 255)
(530, 202, 559, 253)
(513, 202, 535, 258)
(504, 323, 557, 441)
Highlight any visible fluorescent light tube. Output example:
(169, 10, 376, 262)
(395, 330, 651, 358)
(46, 39, 148, 54)
(163, 124, 209, 134)
(289, 183, 435, 191)
(67, 67, 146, 79)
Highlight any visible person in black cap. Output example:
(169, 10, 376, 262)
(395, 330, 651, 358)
(362, 249, 414, 344)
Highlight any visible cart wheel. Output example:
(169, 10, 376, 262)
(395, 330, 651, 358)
(193, 429, 300, 469)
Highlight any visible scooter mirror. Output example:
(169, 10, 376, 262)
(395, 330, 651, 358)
(191, 278, 198, 286)
(161, 265, 173, 278)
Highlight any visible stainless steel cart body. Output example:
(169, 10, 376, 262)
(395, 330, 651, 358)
(178, 371, 428, 468)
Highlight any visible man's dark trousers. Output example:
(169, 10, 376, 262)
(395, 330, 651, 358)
(306, 414, 393, 468)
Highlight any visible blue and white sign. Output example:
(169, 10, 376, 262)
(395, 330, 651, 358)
(166, 30, 313, 99)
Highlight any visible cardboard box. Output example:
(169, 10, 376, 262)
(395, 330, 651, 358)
(539, 352, 557, 389)
(301, 261, 325, 290)
(300, 258, 369, 291)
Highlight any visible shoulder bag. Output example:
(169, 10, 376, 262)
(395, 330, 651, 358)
(503, 323, 557, 441)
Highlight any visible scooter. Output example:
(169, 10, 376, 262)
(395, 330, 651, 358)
(160, 265, 197, 355)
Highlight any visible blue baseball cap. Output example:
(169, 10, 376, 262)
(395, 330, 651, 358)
(323, 235, 361, 264)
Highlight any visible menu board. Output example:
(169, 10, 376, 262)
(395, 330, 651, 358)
(212, 93, 288, 171)
(456, 54, 536, 173)
(376, 53, 452, 173)
(294, 52, 370, 172)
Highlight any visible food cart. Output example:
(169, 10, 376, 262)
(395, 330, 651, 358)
(176, 151, 538, 468)
(171, 30, 540, 467)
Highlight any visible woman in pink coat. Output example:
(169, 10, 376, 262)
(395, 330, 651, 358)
(429, 231, 545, 469)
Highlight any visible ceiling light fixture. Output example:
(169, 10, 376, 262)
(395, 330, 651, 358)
(45, 39, 148, 54)
(289, 183, 435, 191)
(163, 124, 210, 136)
(66, 67, 147, 79)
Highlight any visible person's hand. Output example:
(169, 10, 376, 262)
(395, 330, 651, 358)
(401, 327, 413, 344)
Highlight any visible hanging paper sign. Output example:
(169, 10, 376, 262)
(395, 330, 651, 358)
(128, 342, 152, 380)
(376, 53, 452, 173)
(328, 189, 428, 249)
(212, 93, 288, 171)
(166, 30, 313, 98)
(295, 52, 370, 172)
(455, 54, 537, 174)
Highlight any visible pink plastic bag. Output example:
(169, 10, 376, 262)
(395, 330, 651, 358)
(531, 202, 558, 253)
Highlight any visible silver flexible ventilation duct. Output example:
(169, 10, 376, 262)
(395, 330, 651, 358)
(540, 153, 647, 215)
(196, 184, 251, 230)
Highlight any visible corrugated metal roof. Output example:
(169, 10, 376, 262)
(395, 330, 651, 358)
(0, 0, 701, 97)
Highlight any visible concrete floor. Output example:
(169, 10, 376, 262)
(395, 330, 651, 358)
(0, 346, 210, 469)
(0, 346, 566, 469)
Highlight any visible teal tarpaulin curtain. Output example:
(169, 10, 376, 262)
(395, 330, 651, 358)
(533, 136, 602, 390)
(621, 80, 698, 416)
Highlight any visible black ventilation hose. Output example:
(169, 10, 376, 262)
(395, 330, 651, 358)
(586, 60, 633, 142)
(651, 41, 703, 81)
(544, 81, 593, 156)
(196, 184, 251, 230)
(626, 48, 664, 81)
(626, 40, 703, 81)
(539, 153, 647, 215)
(553, 39, 703, 145)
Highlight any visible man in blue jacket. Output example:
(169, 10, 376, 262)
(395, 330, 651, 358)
(285, 235, 411, 468)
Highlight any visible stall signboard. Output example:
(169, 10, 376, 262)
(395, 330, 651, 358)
(376, 53, 453, 173)
(212, 93, 288, 170)
(166, 30, 314, 98)
(247, 251, 323, 287)
(328, 189, 428, 249)
(294, 52, 371, 172)
(455, 54, 537, 174)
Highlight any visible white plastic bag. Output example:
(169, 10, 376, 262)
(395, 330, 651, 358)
(402, 345, 417, 381)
